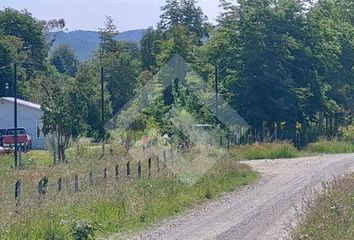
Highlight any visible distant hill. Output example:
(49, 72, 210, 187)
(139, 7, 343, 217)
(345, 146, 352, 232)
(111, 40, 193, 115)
(49, 29, 146, 61)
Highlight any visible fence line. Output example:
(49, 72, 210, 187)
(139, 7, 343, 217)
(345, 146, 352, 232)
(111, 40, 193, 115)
(6, 151, 168, 214)
(3, 138, 239, 214)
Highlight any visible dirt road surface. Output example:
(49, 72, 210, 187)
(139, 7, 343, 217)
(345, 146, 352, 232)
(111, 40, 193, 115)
(110, 154, 354, 240)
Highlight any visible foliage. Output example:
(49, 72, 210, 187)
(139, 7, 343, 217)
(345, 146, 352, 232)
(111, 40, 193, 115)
(98, 17, 141, 114)
(72, 220, 95, 240)
(140, 27, 161, 72)
(0, 8, 47, 97)
(199, 0, 354, 147)
(50, 44, 79, 77)
(1, 0, 354, 161)
(158, 0, 209, 44)
(343, 124, 354, 142)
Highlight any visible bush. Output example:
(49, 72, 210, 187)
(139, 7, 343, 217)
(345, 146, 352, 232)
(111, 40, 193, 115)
(343, 125, 354, 142)
(72, 220, 95, 240)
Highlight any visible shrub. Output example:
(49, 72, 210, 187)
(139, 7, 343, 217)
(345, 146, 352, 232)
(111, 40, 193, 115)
(343, 125, 354, 142)
(72, 220, 95, 240)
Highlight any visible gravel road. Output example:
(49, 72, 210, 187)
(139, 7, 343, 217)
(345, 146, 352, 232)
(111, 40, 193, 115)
(110, 154, 354, 240)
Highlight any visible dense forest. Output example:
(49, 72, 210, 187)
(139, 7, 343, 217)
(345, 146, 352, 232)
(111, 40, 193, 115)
(0, 0, 353, 160)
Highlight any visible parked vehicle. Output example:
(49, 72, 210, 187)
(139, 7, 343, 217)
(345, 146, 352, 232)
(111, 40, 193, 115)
(3, 128, 32, 151)
(0, 129, 6, 146)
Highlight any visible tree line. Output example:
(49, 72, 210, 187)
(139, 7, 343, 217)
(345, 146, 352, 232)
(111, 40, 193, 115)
(0, 0, 353, 160)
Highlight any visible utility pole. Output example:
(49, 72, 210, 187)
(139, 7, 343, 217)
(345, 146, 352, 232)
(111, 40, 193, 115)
(14, 63, 18, 168)
(101, 66, 105, 156)
(215, 65, 219, 120)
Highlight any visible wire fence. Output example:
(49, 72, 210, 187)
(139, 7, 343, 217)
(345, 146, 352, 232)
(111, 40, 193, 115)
(0, 147, 173, 216)
(0, 133, 246, 221)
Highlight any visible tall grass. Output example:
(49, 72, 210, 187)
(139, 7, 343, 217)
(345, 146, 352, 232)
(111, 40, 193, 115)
(292, 174, 354, 240)
(0, 145, 258, 240)
(305, 140, 354, 154)
(230, 142, 300, 160)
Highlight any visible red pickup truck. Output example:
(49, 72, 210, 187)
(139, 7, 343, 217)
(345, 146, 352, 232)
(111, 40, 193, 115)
(3, 128, 32, 151)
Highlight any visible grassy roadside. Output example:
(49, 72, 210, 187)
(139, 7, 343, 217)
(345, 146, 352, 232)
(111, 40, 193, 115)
(305, 140, 354, 154)
(292, 174, 354, 240)
(229, 140, 354, 160)
(0, 147, 258, 240)
(1, 140, 353, 239)
(230, 142, 301, 160)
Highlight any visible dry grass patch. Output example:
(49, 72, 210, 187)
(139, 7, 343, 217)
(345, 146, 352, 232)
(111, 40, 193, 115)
(292, 174, 354, 240)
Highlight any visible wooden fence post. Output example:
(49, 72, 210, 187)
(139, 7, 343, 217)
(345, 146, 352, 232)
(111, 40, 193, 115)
(89, 171, 94, 186)
(103, 167, 108, 180)
(163, 150, 167, 169)
(148, 158, 152, 179)
(220, 136, 223, 148)
(156, 156, 160, 172)
(15, 180, 21, 213)
(227, 135, 230, 149)
(38, 176, 48, 197)
(57, 177, 63, 192)
(126, 160, 131, 177)
(74, 174, 79, 192)
(115, 164, 119, 181)
(138, 160, 142, 178)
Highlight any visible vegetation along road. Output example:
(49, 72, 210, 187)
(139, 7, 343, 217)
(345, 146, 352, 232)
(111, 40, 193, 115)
(112, 154, 354, 240)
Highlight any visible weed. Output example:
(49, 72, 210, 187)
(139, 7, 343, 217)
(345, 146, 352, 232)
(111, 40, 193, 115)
(291, 175, 354, 240)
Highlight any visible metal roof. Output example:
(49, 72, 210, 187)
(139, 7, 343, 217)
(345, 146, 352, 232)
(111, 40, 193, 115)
(0, 97, 42, 111)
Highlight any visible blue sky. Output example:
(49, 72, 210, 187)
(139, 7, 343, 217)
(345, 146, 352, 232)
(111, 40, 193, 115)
(0, 0, 221, 32)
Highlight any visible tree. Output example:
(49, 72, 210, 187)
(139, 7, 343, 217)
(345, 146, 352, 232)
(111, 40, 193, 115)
(158, 0, 209, 44)
(98, 17, 141, 114)
(141, 27, 162, 72)
(157, 26, 197, 66)
(42, 73, 88, 162)
(200, 0, 343, 145)
(42, 63, 112, 162)
(102, 48, 141, 113)
(305, 0, 354, 137)
(0, 33, 22, 97)
(41, 18, 66, 49)
(99, 16, 118, 54)
(76, 61, 112, 139)
(50, 44, 79, 77)
(0, 8, 47, 74)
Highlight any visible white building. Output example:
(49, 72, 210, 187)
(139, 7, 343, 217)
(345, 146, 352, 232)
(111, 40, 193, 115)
(0, 97, 46, 149)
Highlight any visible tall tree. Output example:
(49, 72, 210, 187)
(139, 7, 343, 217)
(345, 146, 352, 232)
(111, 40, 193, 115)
(158, 0, 209, 44)
(0, 8, 47, 73)
(141, 27, 161, 72)
(98, 17, 141, 114)
(99, 16, 118, 54)
(50, 44, 79, 77)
